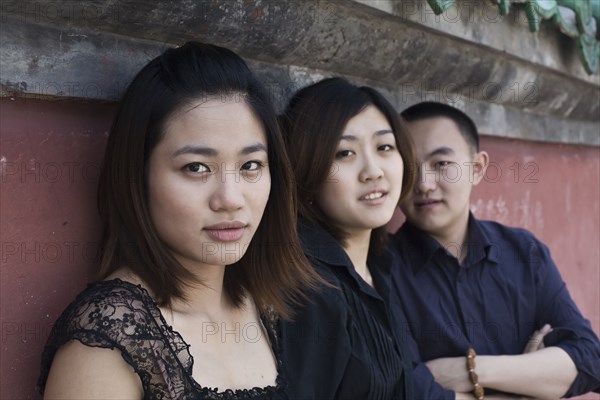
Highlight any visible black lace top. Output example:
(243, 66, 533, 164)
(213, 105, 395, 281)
(38, 279, 286, 399)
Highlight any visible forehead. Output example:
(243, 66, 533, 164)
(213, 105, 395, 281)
(343, 105, 390, 134)
(163, 98, 266, 146)
(406, 117, 470, 155)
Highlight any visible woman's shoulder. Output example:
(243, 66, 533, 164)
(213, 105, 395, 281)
(53, 279, 158, 335)
(41, 339, 143, 398)
(289, 264, 348, 324)
(40, 279, 166, 366)
(38, 279, 168, 395)
(75, 277, 149, 299)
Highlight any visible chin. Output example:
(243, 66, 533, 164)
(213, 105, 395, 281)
(206, 255, 243, 266)
(362, 218, 393, 230)
(205, 243, 251, 265)
(405, 217, 429, 230)
(376, 211, 397, 226)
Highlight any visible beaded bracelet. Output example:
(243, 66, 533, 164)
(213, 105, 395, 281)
(466, 348, 485, 400)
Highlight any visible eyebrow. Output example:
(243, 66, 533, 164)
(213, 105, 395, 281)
(426, 147, 455, 158)
(240, 143, 267, 155)
(172, 143, 267, 158)
(339, 129, 394, 142)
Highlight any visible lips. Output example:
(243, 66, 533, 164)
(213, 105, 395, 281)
(203, 221, 248, 242)
(414, 198, 443, 209)
(359, 189, 388, 205)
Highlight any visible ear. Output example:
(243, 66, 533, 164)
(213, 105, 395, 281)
(471, 150, 489, 186)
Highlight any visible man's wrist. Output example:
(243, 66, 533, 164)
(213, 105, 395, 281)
(455, 391, 476, 400)
(467, 348, 485, 400)
(476, 354, 509, 390)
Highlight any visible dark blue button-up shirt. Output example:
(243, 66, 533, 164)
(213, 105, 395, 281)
(390, 214, 600, 398)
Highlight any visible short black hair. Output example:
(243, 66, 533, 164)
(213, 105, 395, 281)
(401, 101, 479, 152)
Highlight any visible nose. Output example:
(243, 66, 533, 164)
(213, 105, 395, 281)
(414, 163, 437, 193)
(209, 174, 245, 212)
(358, 153, 384, 182)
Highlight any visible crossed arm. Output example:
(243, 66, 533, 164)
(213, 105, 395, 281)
(427, 325, 578, 400)
(425, 241, 600, 399)
(428, 348, 577, 399)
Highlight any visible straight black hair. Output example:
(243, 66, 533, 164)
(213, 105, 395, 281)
(97, 41, 321, 317)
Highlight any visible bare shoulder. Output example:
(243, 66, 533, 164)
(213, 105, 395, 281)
(44, 340, 143, 399)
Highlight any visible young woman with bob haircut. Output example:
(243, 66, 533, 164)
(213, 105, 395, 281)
(38, 41, 321, 399)
(279, 77, 416, 399)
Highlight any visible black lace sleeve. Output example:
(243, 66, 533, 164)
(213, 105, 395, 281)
(38, 279, 287, 400)
(38, 279, 195, 399)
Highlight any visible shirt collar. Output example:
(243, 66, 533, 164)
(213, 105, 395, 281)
(396, 221, 443, 273)
(464, 213, 500, 265)
(370, 249, 394, 302)
(298, 221, 393, 299)
(298, 221, 352, 268)
(397, 212, 499, 272)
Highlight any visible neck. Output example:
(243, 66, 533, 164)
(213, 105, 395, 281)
(179, 266, 231, 315)
(108, 260, 235, 320)
(170, 260, 232, 317)
(342, 229, 372, 284)
(430, 212, 470, 263)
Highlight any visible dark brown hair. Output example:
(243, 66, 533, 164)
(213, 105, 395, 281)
(280, 77, 415, 253)
(96, 41, 319, 319)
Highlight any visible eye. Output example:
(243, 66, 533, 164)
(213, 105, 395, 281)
(335, 149, 355, 159)
(378, 144, 396, 152)
(435, 161, 452, 168)
(184, 162, 210, 173)
(241, 160, 264, 171)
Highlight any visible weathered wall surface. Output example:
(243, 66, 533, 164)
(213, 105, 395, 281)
(1, 0, 598, 398)
(1, 1, 599, 144)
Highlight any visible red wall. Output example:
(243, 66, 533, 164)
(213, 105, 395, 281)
(472, 136, 600, 343)
(1, 97, 599, 398)
(1, 98, 114, 399)
(465, 136, 600, 400)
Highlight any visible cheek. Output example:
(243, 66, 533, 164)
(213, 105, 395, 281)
(444, 180, 471, 205)
(247, 172, 271, 214)
(148, 174, 187, 213)
(148, 189, 193, 234)
(390, 158, 405, 188)
(147, 170, 207, 236)
(316, 179, 344, 212)
(147, 174, 169, 219)
(443, 164, 464, 183)
(316, 164, 357, 216)
(383, 155, 404, 193)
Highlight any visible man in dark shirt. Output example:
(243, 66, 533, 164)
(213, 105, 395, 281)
(390, 102, 600, 399)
